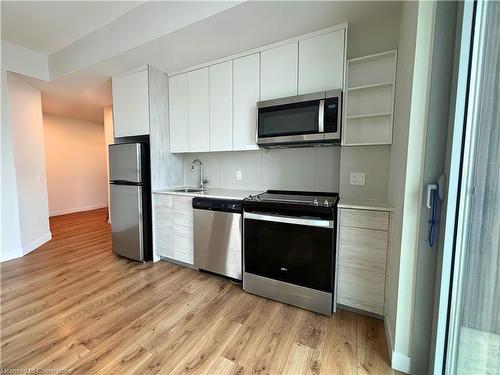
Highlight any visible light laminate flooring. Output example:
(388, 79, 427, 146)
(1, 208, 398, 374)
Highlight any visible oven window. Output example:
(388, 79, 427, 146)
(244, 218, 333, 292)
(258, 100, 319, 138)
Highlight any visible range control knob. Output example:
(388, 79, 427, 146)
(313, 198, 319, 206)
(323, 199, 331, 207)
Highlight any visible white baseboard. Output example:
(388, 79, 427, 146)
(50, 204, 108, 217)
(22, 231, 52, 255)
(1, 231, 52, 262)
(385, 315, 412, 374)
(392, 351, 412, 374)
(1, 249, 23, 262)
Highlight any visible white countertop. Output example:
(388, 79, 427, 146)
(152, 187, 262, 201)
(338, 198, 393, 212)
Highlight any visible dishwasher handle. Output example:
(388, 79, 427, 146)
(192, 197, 242, 213)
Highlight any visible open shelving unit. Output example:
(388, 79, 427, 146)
(343, 50, 397, 146)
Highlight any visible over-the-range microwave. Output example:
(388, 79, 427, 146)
(257, 89, 342, 148)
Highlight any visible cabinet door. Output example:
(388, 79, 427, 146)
(173, 196, 194, 265)
(112, 68, 149, 137)
(152, 194, 174, 259)
(337, 266, 385, 315)
(168, 74, 189, 152)
(260, 42, 298, 100)
(233, 54, 260, 150)
(298, 30, 345, 94)
(188, 68, 210, 152)
(209, 61, 233, 151)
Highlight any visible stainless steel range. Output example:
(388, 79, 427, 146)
(242, 190, 338, 315)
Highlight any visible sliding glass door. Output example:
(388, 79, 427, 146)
(443, 1, 500, 373)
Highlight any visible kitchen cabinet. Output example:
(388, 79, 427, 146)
(187, 68, 210, 152)
(298, 30, 345, 95)
(337, 207, 391, 316)
(167, 25, 347, 153)
(153, 193, 194, 265)
(233, 53, 260, 151)
(172, 195, 194, 264)
(209, 61, 233, 151)
(153, 194, 174, 259)
(168, 73, 189, 153)
(112, 66, 150, 137)
(260, 42, 298, 100)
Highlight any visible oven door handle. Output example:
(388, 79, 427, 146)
(244, 212, 333, 228)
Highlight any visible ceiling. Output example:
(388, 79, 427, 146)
(1, 1, 402, 124)
(1, 1, 143, 54)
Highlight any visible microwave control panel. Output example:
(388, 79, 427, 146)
(324, 97, 340, 133)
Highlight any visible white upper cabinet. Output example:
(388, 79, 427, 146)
(233, 53, 260, 151)
(168, 73, 189, 153)
(298, 30, 345, 94)
(209, 61, 233, 151)
(260, 42, 298, 100)
(187, 68, 210, 152)
(112, 67, 150, 137)
(167, 25, 348, 153)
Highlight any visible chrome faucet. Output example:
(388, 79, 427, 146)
(191, 159, 208, 189)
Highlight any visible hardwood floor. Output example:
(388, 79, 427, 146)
(1, 208, 397, 374)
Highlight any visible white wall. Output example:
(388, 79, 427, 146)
(43, 114, 108, 216)
(184, 146, 341, 192)
(340, 146, 390, 201)
(385, 1, 429, 372)
(1, 41, 49, 261)
(7, 73, 51, 255)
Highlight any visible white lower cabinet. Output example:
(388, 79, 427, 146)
(337, 208, 390, 315)
(153, 194, 194, 265)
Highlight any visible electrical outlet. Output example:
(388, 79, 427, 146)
(350, 172, 365, 186)
(235, 170, 242, 181)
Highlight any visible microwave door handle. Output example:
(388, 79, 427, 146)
(244, 212, 333, 229)
(318, 99, 325, 133)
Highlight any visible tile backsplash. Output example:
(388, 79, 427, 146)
(183, 146, 341, 192)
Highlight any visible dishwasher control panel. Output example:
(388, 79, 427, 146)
(192, 197, 242, 213)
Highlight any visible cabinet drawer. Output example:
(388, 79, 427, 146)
(339, 227, 388, 273)
(340, 209, 389, 231)
(337, 266, 385, 315)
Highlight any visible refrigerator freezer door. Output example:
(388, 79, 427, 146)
(109, 143, 142, 183)
(110, 184, 144, 261)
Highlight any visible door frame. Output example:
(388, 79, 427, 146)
(429, 1, 477, 373)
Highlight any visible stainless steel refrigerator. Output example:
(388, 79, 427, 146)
(109, 142, 152, 261)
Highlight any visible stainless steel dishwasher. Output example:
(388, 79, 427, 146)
(193, 197, 242, 280)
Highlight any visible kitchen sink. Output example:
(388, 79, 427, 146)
(172, 188, 205, 193)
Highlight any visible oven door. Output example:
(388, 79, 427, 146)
(243, 212, 334, 292)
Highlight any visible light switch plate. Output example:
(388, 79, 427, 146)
(236, 170, 242, 181)
(350, 172, 365, 186)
